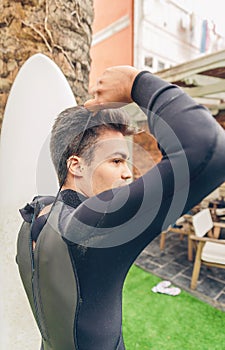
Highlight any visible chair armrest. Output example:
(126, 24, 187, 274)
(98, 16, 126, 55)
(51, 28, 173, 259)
(189, 235, 225, 244)
(183, 214, 192, 220)
(213, 222, 225, 228)
(183, 214, 193, 225)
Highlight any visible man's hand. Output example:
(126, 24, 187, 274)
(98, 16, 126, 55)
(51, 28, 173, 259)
(84, 66, 140, 111)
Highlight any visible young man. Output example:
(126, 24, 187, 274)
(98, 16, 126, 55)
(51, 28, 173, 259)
(17, 66, 225, 350)
(50, 107, 134, 197)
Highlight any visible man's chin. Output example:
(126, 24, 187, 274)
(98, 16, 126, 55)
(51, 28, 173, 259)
(112, 182, 127, 189)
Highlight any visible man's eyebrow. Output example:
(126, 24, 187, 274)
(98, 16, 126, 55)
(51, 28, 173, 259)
(109, 152, 129, 160)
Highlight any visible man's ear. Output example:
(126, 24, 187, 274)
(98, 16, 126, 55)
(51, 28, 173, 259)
(67, 155, 84, 177)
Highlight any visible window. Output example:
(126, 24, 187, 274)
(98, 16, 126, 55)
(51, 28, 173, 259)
(157, 60, 165, 71)
(144, 56, 153, 68)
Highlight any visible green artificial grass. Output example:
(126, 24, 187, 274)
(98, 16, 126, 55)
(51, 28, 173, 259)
(123, 265, 225, 350)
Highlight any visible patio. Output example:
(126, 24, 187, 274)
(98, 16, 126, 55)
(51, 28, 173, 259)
(135, 230, 225, 312)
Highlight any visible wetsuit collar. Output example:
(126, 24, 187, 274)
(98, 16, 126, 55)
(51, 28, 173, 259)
(59, 189, 87, 209)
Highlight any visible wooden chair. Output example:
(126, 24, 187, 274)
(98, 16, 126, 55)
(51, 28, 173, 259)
(219, 182, 225, 200)
(205, 183, 225, 221)
(190, 208, 225, 290)
(160, 214, 194, 261)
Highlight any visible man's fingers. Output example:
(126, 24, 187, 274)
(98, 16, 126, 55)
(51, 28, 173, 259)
(84, 65, 139, 111)
(89, 78, 102, 95)
(89, 85, 97, 96)
(84, 99, 129, 112)
(84, 98, 100, 112)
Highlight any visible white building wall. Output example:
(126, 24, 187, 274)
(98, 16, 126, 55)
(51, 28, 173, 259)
(134, 0, 225, 72)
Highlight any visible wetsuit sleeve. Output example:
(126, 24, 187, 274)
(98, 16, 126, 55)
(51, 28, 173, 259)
(131, 71, 225, 212)
(63, 71, 225, 249)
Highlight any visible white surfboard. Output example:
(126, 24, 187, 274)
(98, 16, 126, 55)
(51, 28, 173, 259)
(0, 53, 76, 350)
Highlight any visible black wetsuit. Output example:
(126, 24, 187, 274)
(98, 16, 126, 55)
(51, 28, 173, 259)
(17, 71, 225, 350)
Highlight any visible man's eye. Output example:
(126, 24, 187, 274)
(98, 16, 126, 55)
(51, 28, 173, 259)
(113, 159, 122, 164)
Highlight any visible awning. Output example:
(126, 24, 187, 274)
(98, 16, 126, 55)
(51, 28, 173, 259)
(156, 49, 225, 127)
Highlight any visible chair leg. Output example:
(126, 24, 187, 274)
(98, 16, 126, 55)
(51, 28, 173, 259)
(213, 226, 221, 239)
(160, 231, 167, 250)
(190, 241, 204, 290)
(187, 235, 193, 262)
(179, 234, 184, 241)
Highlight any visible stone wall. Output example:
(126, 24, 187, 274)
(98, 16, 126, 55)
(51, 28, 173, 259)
(0, 0, 94, 131)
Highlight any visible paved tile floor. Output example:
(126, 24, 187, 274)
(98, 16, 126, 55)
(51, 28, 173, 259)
(135, 232, 225, 312)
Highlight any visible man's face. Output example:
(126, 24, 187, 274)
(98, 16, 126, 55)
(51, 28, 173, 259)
(81, 129, 132, 197)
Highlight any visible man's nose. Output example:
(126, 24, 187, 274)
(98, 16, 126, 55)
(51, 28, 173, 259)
(121, 163, 132, 180)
